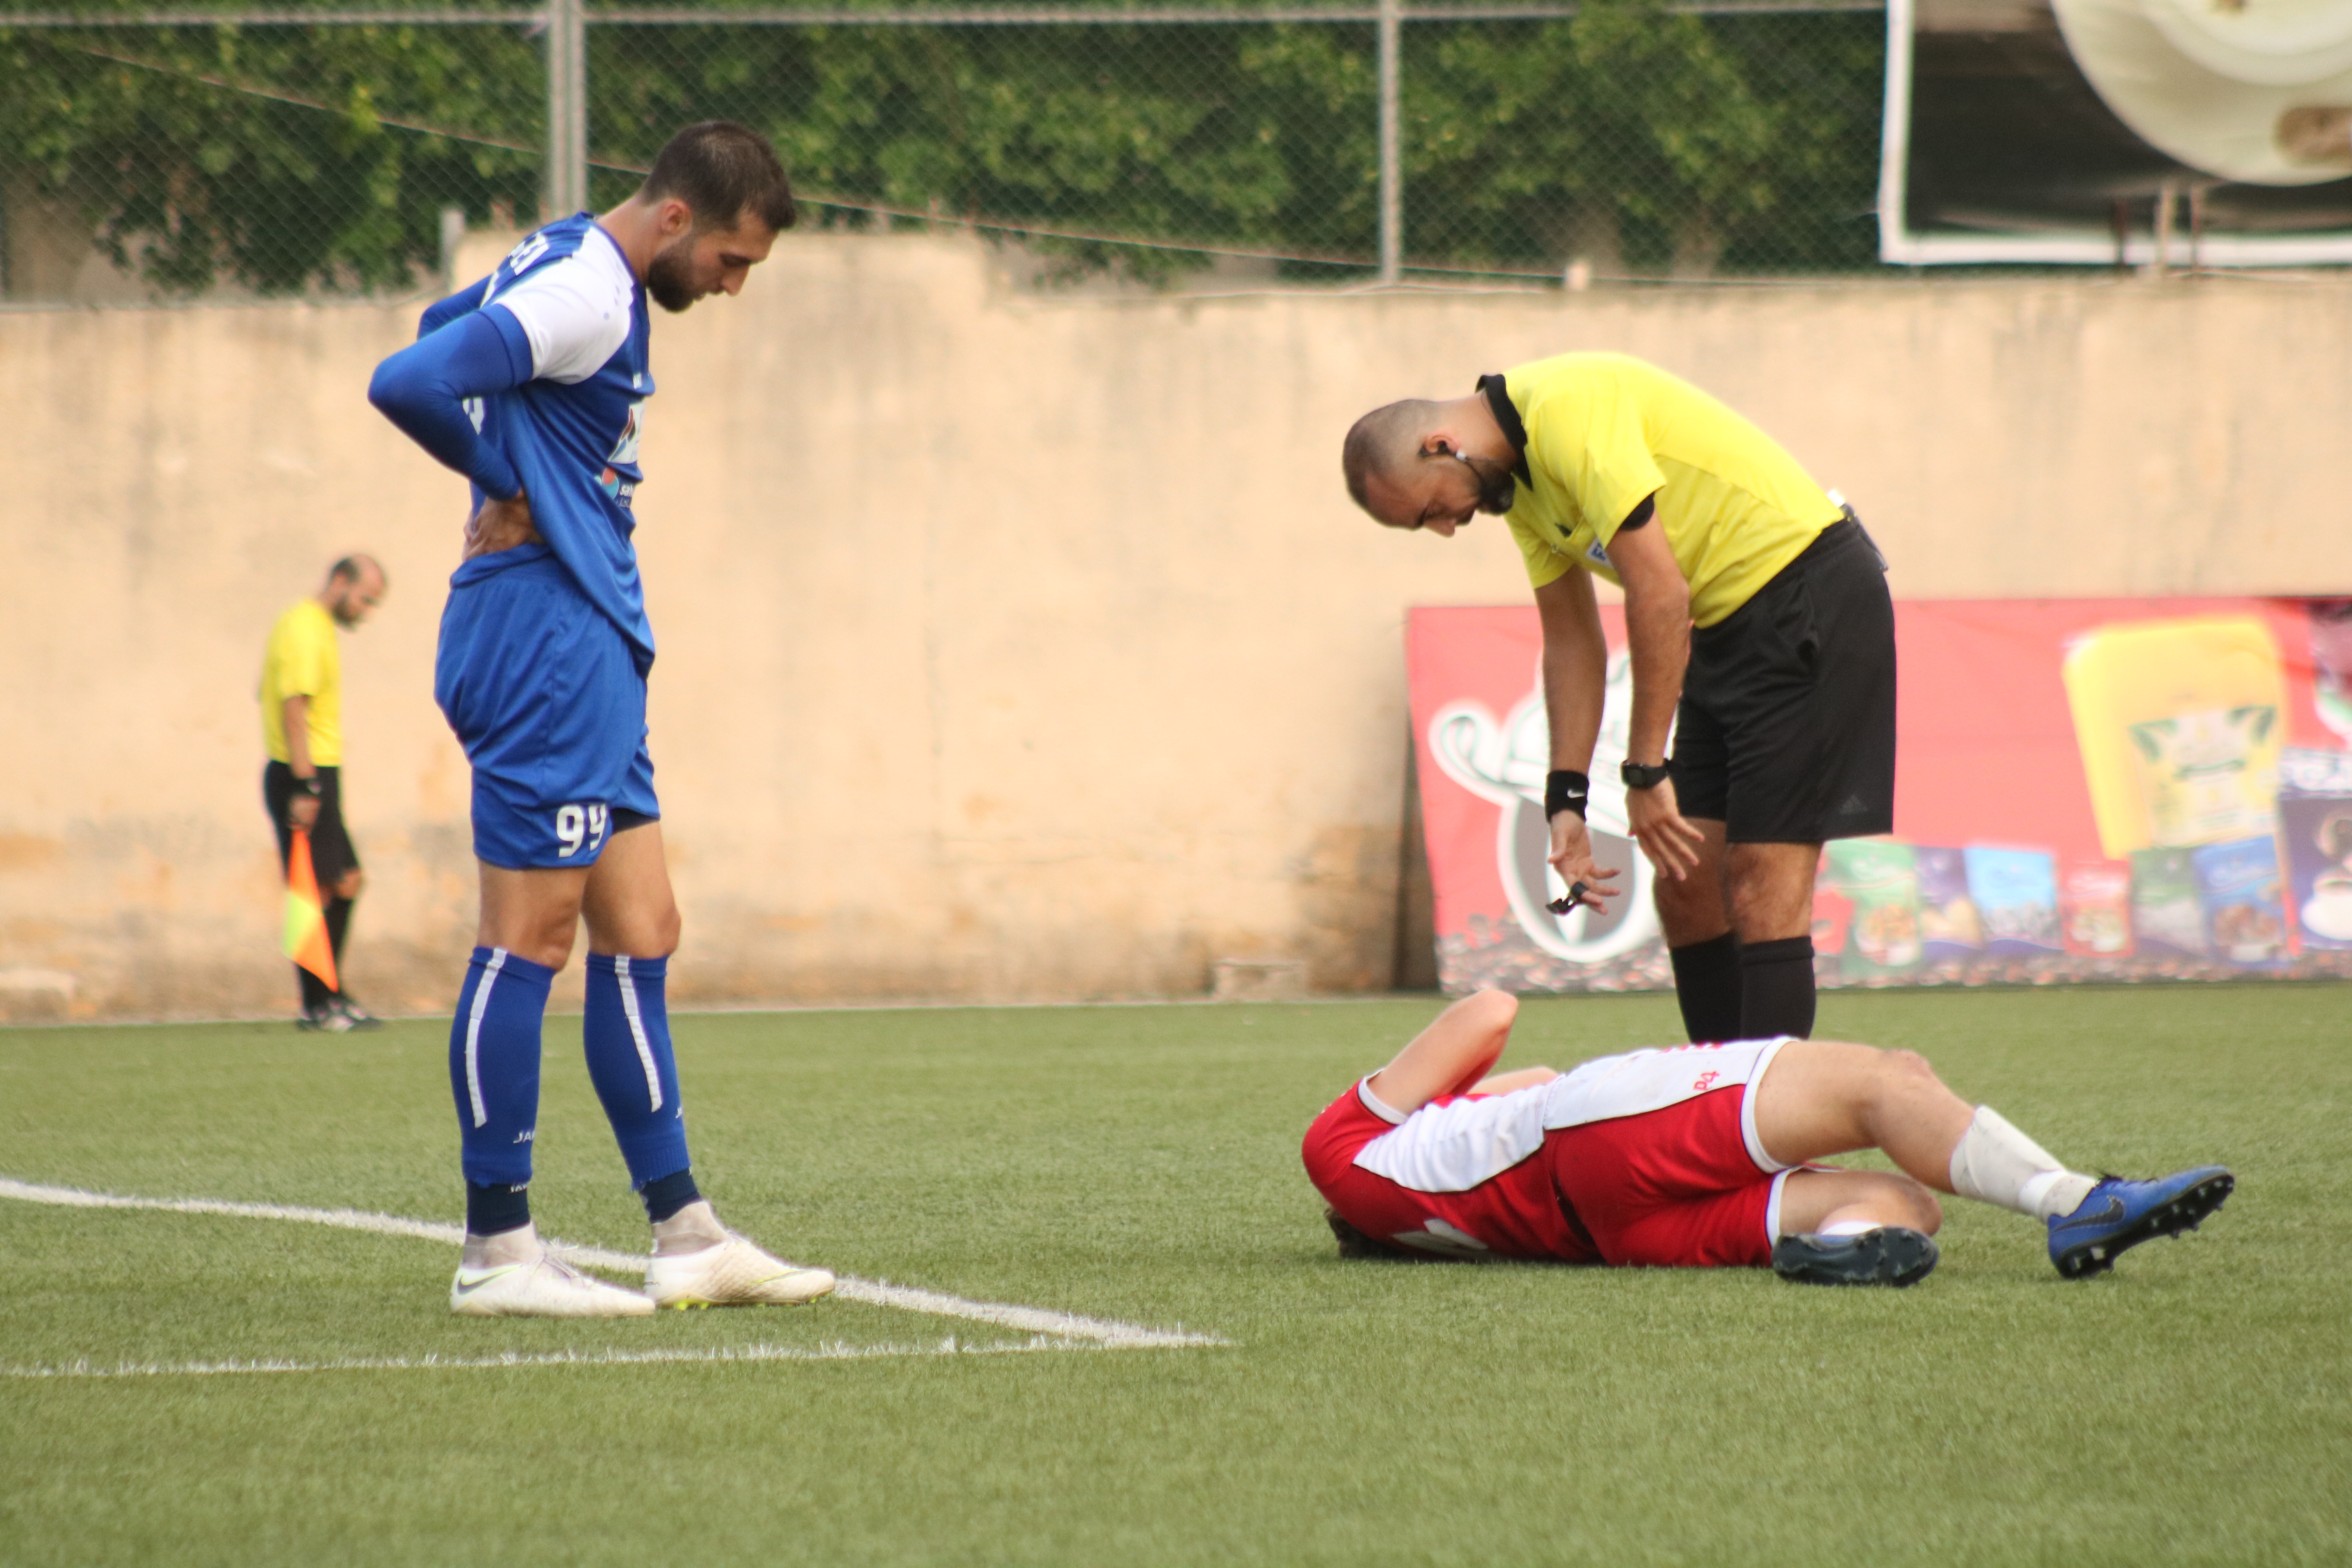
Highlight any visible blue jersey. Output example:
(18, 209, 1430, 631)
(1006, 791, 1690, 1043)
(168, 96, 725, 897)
(420, 215, 657, 671)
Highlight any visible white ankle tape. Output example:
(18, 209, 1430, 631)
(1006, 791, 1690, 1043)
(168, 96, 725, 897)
(1950, 1106, 2075, 1219)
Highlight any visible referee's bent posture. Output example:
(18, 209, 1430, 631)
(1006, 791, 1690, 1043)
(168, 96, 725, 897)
(1343, 353, 1894, 1042)
(261, 555, 388, 1031)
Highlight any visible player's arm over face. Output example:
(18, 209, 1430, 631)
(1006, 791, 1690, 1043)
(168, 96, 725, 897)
(1364, 991, 1555, 1117)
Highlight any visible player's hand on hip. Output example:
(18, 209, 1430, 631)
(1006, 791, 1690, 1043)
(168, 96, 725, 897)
(463, 490, 541, 561)
(1545, 813, 1619, 912)
(1626, 777, 1705, 880)
(288, 792, 321, 831)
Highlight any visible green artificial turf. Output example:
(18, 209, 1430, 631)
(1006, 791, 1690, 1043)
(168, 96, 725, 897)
(2, 985, 2347, 1567)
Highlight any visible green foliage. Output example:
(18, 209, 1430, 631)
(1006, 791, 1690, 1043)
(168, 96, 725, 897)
(0, 21, 542, 294)
(0, 4, 1883, 295)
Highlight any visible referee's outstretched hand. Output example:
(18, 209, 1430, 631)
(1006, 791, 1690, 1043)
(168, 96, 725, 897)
(1545, 816, 1619, 913)
(1625, 779, 1706, 881)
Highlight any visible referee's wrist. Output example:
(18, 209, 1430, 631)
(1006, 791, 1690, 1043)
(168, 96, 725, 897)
(1544, 770, 1590, 820)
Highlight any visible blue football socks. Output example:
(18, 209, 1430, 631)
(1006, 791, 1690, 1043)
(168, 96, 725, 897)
(448, 946, 554, 1196)
(583, 952, 692, 1195)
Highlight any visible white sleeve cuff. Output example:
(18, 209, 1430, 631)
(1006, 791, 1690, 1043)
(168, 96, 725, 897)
(1356, 1076, 1409, 1125)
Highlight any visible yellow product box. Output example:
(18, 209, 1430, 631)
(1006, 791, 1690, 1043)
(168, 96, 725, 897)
(2062, 616, 2286, 860)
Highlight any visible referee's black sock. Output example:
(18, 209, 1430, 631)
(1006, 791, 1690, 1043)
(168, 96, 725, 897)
(1668, 933, 1744, 1043)
(1739, 936, 1817, 1040)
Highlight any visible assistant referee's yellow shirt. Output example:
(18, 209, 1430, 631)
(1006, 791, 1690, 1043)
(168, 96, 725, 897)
(1494, 354, 1839, 628)
(260, 598, 343, 766)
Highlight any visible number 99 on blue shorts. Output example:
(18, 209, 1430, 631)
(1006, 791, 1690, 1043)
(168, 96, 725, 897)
(434, 545, 660, 871)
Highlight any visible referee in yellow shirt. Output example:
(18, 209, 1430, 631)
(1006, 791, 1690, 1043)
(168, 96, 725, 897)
(261, 555, 388, 1031)
(1343, 353, 1895, 1042)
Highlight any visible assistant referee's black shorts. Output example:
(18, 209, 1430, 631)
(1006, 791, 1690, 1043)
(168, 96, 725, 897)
(264, 761, 358, 889)
(1668, 517, 1895, 845)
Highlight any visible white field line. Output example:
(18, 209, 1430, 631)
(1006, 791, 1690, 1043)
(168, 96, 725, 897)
(6, 1337, 1096, 1381)
(0, 1178, 1227, 1350)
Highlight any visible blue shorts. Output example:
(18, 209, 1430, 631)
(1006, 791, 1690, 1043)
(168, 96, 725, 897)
(434, 544, 658, 870)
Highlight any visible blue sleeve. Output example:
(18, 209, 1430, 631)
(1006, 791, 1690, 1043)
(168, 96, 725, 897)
(367, 305, 535, 502)
(418, 276, 492, 339)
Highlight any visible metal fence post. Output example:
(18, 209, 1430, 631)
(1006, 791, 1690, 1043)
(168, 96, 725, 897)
(544, 0, 588, 220)
(1377, 0, 1401, 283)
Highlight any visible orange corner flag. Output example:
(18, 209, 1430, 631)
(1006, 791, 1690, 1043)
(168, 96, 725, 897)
(281, 829, 339, 993)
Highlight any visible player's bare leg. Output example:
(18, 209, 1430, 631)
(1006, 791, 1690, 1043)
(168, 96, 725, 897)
(582, 823, 833, 1308)
(1752, 1039, 2232, 1281)
(477, 859, 593, 969)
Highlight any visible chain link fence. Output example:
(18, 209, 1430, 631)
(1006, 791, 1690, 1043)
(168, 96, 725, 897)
(0, 1, 1887, 303)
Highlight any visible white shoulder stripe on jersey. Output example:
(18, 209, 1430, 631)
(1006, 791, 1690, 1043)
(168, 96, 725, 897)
(1351, 1037, 1795, 1194)
(495, 224, 635, 386)
(1353, 1083, 1553, 1193)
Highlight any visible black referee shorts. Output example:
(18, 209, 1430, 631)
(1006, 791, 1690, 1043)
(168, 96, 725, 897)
(264, 761, 359, 890)
(1668, 517, 1896, 845)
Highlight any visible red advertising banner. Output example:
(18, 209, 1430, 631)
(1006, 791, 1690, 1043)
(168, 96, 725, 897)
(1407, 598, 2352, 995)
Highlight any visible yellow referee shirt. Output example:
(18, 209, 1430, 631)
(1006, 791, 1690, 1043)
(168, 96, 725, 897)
(1491, 354, 1840, 628)
(260, 598, 343, 766)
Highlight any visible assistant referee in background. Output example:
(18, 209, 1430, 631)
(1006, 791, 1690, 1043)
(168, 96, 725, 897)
(261, 555, 388, 1031)
(1344, 352, 1895, 1043)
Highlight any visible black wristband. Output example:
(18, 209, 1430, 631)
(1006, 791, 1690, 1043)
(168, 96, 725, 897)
(1544, 770, 1590, 820)
(294, 774, 323, 797)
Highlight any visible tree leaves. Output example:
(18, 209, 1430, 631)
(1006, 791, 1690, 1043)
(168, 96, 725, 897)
(0, 5, 1881, 295)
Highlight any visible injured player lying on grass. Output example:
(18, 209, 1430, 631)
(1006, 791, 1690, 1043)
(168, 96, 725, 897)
(1303, 991, 2232, 1285)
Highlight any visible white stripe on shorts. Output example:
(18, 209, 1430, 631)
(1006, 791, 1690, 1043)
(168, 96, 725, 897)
(614, 955, 662, 1112)
(463, 949, 509, 1129)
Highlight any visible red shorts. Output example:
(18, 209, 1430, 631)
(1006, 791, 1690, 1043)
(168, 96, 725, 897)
(1548, 1088, 1794, 1269)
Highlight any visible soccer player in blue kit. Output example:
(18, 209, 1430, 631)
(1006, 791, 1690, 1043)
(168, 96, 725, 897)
(369, 122, 833, 1318)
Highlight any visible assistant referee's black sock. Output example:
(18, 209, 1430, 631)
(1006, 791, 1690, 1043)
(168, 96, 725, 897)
(323, 895, 353, 973)
(1669, 933, 1743, 1043)
(1740, 936, 1817, 1040)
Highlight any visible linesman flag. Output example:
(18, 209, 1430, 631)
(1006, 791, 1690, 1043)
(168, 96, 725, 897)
(281, 829, 339, 993)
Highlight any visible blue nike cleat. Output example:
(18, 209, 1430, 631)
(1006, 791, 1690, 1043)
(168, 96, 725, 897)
(2048, 1167, 2233, 1279)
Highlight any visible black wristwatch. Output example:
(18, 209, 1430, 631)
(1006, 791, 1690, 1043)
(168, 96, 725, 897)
(294, 774, 323, 797)
(1621, 760, 1671, 792)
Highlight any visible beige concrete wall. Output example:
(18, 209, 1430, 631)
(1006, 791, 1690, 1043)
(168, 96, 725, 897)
(4, 241, 2349, 1020)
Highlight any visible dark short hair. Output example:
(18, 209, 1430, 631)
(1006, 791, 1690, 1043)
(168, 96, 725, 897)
(641, 121, 796, 234)
(328, 554, 383, 587)
(1341, 399, 1439, 516)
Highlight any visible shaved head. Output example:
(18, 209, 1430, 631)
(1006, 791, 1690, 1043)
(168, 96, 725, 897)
(1342, 399, 1443, 514)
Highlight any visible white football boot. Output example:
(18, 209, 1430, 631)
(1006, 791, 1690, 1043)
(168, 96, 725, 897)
(450, 1223, 654, 1318)
(643, 1200, 836, 1309)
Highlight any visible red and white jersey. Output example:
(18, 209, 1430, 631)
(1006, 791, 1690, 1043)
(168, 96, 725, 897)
(1302, 1039, 1791, 1263)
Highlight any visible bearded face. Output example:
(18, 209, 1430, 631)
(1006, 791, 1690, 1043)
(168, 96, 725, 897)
(644, 234, 701, 313)
(1456, 451, 1518, 515)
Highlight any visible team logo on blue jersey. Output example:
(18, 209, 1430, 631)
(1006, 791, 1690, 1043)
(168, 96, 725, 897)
(607, 401, 642, 466)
